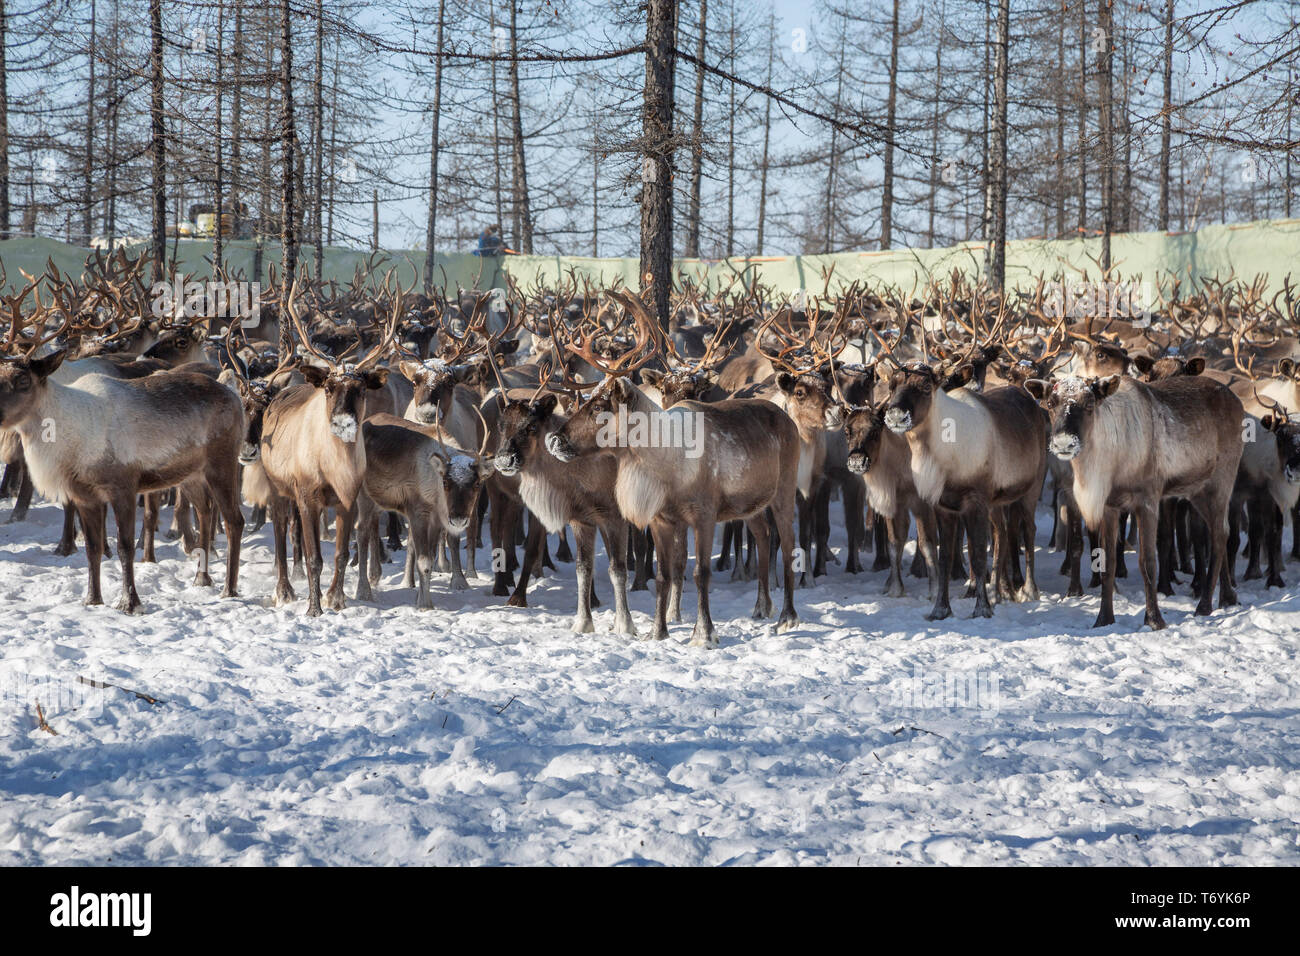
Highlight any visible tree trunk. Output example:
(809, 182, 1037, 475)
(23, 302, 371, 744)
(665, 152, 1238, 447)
(927, 0, 946, 247)
(988, 0, 1009, 290)
(1055, 5, 1065, 238)
(1098, 0, 1113, 272)
(230, 0, 242, 240)
(278, 0, 297, 359)
(756, 10, 774, 255)
(312, 0, 324, 276)
(508, 0, 532, 253)
(149, 0, 166, 281)
(1077, 0, 1088, 232)
(423, 0, 446, 293)
(880, 0, 900, 250)
(1158, 0, 1173, 230)
(640, 0, 677, 330)
(82, 0, 96, 246)
(213, 0, 225, 275)
(1, 0, 11, 241)
(684, 0, 706, 258)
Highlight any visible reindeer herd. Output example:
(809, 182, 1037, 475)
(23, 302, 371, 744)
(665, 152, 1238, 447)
(2, 249, 1300, 646)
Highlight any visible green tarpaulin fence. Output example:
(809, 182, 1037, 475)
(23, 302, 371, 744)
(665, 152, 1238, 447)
(2, 217, 1297, 301)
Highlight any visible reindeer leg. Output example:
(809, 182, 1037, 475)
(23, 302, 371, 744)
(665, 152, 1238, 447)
(965, 502, 995, 618)
(192, 491, 215, 587)
(412, 515, 435, 610)
(773, 493, 800, 634)
(325, 504, 355, 611)
(249, 504, 267, 534)
(716, 521, 734, 572)
(297, 497, 325, 616)
(602, 521, 636, 636)
(746, 514, 773, 619)
(690, 513, 719, 648)
(668, 525, 686, 623)
(490, 495, 516, 595)
(206, 465, 243, 599)
(796, 491, 813, 587)
(78, 501, 107, 607)
(915, 505, 941, 603)
(386, 511, 403, 552)
(7, 461, 33, 523)
(107, 492, 143, 614)
(448, 530, 470, 591)
(1066, 506, 1084, 597)
(1243, 496, 1264, 580)
(1157, 498, 1177, 596)
(571, 523, 596, 634)
(507, 514, 545, 607)
(647, 519, 674, 640)
(270, 497, 296, 606)
(291, 506, 306, 581)
(1135, 501, 1165, 630)
(55, 505, 78, 556)
(139, 492, 158, 563)
(884, 513, 906, 598)
(556, 526, 574, 563)
(354, 497, 375, 603)
(925, 510, 957, 622)
(1266, 503, 1286, 589)
(632, 526, 653, 591)
(1092, 509, 1119, 628)
(812, 482, 832, 577)
(1015, 496, 1039, 602)
(844, 478, 865, 574)
(874, 513, 894, 573)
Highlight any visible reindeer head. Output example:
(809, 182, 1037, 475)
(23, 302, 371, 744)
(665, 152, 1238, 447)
(1131, 354, 1205, 382)
(883, 363, 941, 435)
(0, 350, 66, 428)
(142, 326, 204, 365)
(1023, 375, 1123, 461)
(234, 377, 287, 464)
(777, 369, 842, 430)
(544, 290, 661, 463)
(1263, 413, 1300, 485)
(640, 367, 717, 408)
(493, 393, 559, 476)
(842, 403, 886, 475)
(438, 450, 494, 534)
(400, 356, 489, 425)
(1072, 339, 1130, 378)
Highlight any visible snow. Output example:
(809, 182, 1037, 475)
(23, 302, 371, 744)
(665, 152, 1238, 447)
(1, 498, 1298, 866)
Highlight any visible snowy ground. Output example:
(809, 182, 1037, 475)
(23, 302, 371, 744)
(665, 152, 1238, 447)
(1, 498, 1297, 866)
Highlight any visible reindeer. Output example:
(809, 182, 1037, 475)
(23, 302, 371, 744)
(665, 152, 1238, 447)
(493, 387, 637, 635)
(259, 275, 404, 616)
(0, 295, 245, 612)
(546, 291, 801, 647)
(882, 355, 1047, 620)
(354, 412, 494, 607)
(1024, 374, 1243, 629)
(1229, 394, 1300, 589)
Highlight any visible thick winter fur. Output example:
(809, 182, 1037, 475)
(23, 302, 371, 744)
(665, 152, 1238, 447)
(1027, 374, 1244, 629)
(494, 394, 635, 635)
(0, 352, 244, 612)
(547, 376, 802, 647)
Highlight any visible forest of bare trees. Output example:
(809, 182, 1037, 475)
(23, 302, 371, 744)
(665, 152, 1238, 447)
(0, 1, 1296, 297)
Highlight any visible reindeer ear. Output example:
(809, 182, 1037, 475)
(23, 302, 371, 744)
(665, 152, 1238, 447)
(496, 338, 519, 357)
(1262, 415, 1277, 432)
(301, 364, 330, 388)
(398, 359, 424, 383)
(640, 368, 664, 389)
(533, 393, 558, 417)
(1024, 378, 1050, 402)
(476, 458, 496, 480)
(777, 372, 797, 394)
(28, 349, 66, 380)
(1185, 356, 1205, 375)
(945, 363, 975, 389)
(1096, 375, 1122, 398)
(363, 369, 389, 389)
(428, 453, 447, 477)
(1280, 359, 1295, 378)
(1132, 355, 1154, 375)
(701, 371, 718, 390)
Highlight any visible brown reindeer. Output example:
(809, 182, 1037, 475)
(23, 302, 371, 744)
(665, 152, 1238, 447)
(259, 276, 404, 616)
(0, 338, 245, 612)
(546, 291, 802, 647)
(1024, 374, 1243, 629)
(882, 360, 1047, 620)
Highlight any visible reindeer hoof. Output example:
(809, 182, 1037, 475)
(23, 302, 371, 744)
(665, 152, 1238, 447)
(115, 593, 143, 614)
(615, 618, 638, 638)
(220, 586, 238, 599)
(776, 611, 799, 634)
(450, 576, 470, 592)
(971, 603, 994, 619)
(688, 633, 717, 649)
(751, 598, 773, 619)
(925, 605, 952, 622)
(54, 542, 76, 557)
(355, 584, 374, 603)
(1016, 584, 1039, 603)
(1091, 612, 1115, 628)
(573, 617, 595, 634)
(325, 591, 346, 612)
(506, 593, 527, 608)
(1267, 574, 1285, 589)
(1144, 612, 1167, 630)
(194, 572, 213, 588)
(885, 581, 906, 599)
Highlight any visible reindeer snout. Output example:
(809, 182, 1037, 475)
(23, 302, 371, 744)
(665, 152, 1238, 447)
(1286, 464, 1300, 485)
(493, 450, 520, 477)
(414, 405, 438, 425)
(846, 452, 870, 474)
(238, 443, 260, 464)
(1049, 432, 1081, 460)
(883, 407, 912, 434)
(446, 517, 469, 534)
(330, 414, 359, 443)
(545, 432, 575, 462)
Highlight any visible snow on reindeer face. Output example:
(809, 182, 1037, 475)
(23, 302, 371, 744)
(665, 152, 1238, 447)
(301, 363, 388, 444)
(1025, 374, 1122, 461)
